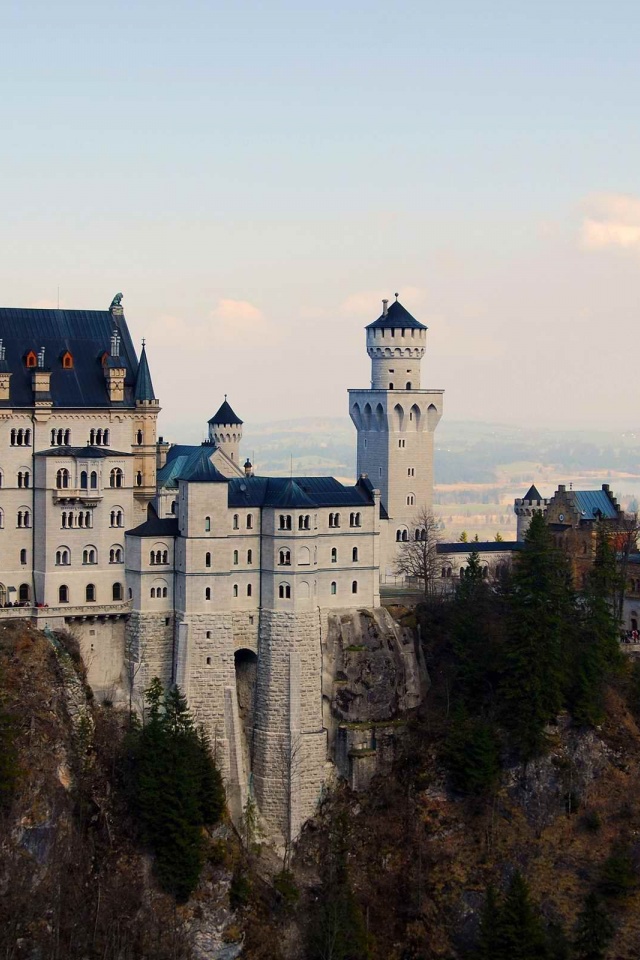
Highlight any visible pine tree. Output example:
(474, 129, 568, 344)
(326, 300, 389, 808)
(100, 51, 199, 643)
(452, 550, 499, 712)
(569, 528, 623, 727)
(500, 513, 574, 758)
(496, 872, 547, 960)
(573, 892, 614, 960)
(127, 679, 226, 902)
(476, 885, 502, 960)
(444, 705, 500, 796)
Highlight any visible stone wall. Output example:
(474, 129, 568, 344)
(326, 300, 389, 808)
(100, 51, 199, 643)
(126, 611, 174, 709)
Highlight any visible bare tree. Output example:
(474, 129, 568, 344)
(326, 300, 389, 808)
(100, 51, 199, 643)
(393, 508, 449, 597)
(277, 732, 304, 869)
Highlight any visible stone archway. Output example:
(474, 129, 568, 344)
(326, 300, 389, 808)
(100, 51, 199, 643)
(234, 648, 258, 768)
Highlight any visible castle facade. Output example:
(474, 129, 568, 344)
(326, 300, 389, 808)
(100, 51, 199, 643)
(0, 294, 442, 836)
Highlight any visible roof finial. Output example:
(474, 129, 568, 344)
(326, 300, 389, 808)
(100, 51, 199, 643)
(141, 338, 146, 348)
(224, 393, 227, 400)
(395, 291, 399, 301)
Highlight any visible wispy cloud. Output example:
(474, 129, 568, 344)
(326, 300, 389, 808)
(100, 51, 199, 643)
(149, 298, 273, 348)
(581, 193, 640, 252)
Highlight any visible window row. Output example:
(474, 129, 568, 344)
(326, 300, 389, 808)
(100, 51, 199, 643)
(232, 513, 254, 530)
(57, 582, 124, 604)
(231, 550, 253, 565)
(55, 545, 120, 565)
(278, 511, 362, 530)
(61, 511, 93, 528)
(51, 429, 71, 446)
(149, 550, 169, 564)
(110, 509, 125, 527)
(395, 528, 428, 542)
(0, 471, 31, 489)
(150, 586, 169, 598)
(89, 429, 110, 446)
(10, 429, 31, 447)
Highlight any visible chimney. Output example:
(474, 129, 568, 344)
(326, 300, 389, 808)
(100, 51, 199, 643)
(32, 347, 52, 406)
(382, 299, 389, 317)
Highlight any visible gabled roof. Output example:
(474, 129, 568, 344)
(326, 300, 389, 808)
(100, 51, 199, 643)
(133, 342, 156, 401)
(571, 489, 619, 521)
(176, 446, 228, 484)
(227, 475, 375, 509)
(366, 299, 427, 331)
(35, 445, 133, 458)
(208, 398, 243, 425)
(522, 484, 543, 502)
(0, 307, 141, 408)
(126, 506, 179, 538)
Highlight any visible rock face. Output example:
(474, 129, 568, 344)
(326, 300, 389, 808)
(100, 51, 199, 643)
(322, 608, 429, 789)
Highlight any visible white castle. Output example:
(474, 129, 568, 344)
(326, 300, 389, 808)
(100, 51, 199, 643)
(0, 294, 443, 835)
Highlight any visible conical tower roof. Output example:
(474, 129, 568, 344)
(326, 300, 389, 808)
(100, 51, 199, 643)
(366, 299, 427, 331)
(133, 342, 156, 401)
(208, 397, 243, 425)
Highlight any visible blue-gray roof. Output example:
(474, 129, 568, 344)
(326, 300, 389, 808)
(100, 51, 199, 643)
(176, 446, 228, 483)
(570, 489, 619, 521)
(522, 484, 543, 502)
(36, 445, 133, 458)
(0, 308, 141, 408)
(227, 475, 374, 509)
(126, 507, 179, 538)
(366, 299, 427, 331)
(133, 343, 156, 401)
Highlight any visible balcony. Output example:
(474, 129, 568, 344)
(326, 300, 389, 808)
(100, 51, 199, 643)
(0, 600, 132, 622)
(53, 488, 103, 505)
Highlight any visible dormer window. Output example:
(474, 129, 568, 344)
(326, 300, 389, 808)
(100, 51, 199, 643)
(61, 351, 73, 369)
(25, 350, 37, 369)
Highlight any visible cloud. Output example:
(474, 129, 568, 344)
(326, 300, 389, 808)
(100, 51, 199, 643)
(149, 298, 271, 348)
(581, 193, 640, 252)
(339, 286, 427, 317)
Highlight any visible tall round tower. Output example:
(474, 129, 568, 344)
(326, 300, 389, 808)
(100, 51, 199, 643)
(366, 297, 427, 390)
(514, 484, 548, 540)
(208, 397, 243, 464)
(348, 296, 444, 576)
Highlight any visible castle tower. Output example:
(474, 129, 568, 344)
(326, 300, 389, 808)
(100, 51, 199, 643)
(514, 484, 548, 540)
(208, 397, 243, 464)
(348, 297, 444, 575)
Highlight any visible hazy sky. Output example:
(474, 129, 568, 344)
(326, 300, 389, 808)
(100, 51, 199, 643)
(2, 1, 640, 439)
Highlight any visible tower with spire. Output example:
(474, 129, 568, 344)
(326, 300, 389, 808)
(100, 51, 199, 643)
(348, 296, 444, 574)
(208, 396, 243, 464)
(132, 339, 161, 519)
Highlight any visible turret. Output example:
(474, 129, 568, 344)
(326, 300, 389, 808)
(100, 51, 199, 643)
(366, 296, 427, 391)
(208, 397, 243, 464)
(514, 484, 548, 540)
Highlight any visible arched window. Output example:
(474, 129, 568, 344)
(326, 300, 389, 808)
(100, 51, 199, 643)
(205, 587, 211, 600)
(206, 552, 211, 567)
(0, 509, 4, 529)
(64, 429, 70, 445)
(149, 551, 155, 564)
(90, 429, 95, 445)
(90, 471, 97, 489)
(103, 429, 109, 446)
(171, 500, 177, 514)
(110, 468, 123, 488)
(17, 470, 30, 488)
(330, 581, 337, 595)
(150, 588, 156, 598)
(80, 470, 88, 489)
(83, 547, 97, 565)
(402, 530, 408, 542)
(109, 546, 123, 564)
(279, 549, 291, 566)
(406, 382, 411, 390)
(205, 516, 211, 532)
(352, 580, 358, 594)
(86, 584, 96, 602)
(17, 509, 30, 528)
(389, 382, 394, 390)
(352, 547, 358, 562)
(331, 547, 337, 563)
(233, 550, 239, 565)
(59, 585, 69, 604)
(136, 471, 142, 487)
(279, 515, 292, 530)
(56, 468, 69, 489)
(112, 582, 123, 601)
(20, 548, 27, 564)
(233, 584, 238, 597)
(349, 512, 361, 528)
(136, 429, 143, 445)
(247, 549, 253, 564)
(278, 583, 291, 599)
(246, 514, 253, 529)
(247, 584, 252, 597)
(233, 514, 239, 530)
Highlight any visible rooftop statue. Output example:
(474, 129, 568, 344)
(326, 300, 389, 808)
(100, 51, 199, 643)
(110, 292, 124, 308)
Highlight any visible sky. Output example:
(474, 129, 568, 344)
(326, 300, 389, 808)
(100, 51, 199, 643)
(2, 0, 640, 439)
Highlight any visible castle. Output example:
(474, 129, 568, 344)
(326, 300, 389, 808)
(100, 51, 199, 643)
(0, 293, 442, 834)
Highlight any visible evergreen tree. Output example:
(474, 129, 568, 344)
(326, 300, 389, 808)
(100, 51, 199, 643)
(573, 892, 614, 960)
(500, 513, 574, 759)
(126, 679, 226, 902)
(452, 551, 499, 712)
(476, 885, 502, 960)
(443, 705, 500, 796)
(569, 529, 623, 727)
(495, 872, 547, 960)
